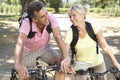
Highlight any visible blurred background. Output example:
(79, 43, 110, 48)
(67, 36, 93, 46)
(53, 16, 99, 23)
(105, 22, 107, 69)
(0, 0, 120, 16)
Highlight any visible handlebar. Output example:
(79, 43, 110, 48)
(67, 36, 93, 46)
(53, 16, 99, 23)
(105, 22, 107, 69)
(37, 62, 60, 70)
(75, 67, 120, 79)
(11, 63, 60, 77)
(28, 63, 60, 76)
(88, 67, 119, 77)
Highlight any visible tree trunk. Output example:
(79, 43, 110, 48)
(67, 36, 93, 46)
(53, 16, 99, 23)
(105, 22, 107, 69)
(20, 0, 32, 14)
(54, 7, 59, 13)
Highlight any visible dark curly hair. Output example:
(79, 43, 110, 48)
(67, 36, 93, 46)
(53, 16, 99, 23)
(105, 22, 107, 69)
(27, 1, 45, 18)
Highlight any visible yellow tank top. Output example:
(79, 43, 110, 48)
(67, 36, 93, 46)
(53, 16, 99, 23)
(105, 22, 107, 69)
(64, 25, 104, 67)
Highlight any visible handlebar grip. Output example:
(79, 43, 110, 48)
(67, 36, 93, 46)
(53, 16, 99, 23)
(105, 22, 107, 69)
(51, 63, 60, 71)
(28, 68, 39, 77)
(110, 67, 119, 73)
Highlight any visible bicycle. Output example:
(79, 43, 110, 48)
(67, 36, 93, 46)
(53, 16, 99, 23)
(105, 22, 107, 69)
(10, 57, 60, 80)
(75, 67, 120, 80)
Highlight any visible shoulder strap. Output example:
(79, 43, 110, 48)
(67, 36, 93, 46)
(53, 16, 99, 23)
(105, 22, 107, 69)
(27, 17, 36, 38)
(70, 25, 79, 64)
(18, 14, 36, 38)
(85, 21, 99, 54)
(46, 20, 52, 33)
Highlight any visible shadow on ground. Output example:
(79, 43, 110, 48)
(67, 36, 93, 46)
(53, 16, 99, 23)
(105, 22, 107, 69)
(0, 22, 18, 60)
(106, 36, 120, 52)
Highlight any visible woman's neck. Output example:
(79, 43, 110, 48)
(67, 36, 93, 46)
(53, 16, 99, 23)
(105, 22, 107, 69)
(78, 22, 86, 39)
(77, 22, 85, 31)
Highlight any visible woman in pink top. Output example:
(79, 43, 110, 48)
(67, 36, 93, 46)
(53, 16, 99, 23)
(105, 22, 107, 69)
(14, 1, 70, 80)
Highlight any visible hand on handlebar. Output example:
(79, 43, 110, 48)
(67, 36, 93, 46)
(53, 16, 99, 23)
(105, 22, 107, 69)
(15, 63, 29, 79)
(60, 56, 75, 74)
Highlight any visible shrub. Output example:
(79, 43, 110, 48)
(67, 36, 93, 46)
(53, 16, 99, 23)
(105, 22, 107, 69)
(90, 6, 120, 17)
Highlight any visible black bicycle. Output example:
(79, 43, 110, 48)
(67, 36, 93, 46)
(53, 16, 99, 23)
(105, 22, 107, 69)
(75, 67, 120, 80)
(10, 59, 60, 80)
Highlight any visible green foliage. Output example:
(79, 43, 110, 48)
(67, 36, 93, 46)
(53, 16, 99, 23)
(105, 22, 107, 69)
(0, 14, 19, 19)
(49, 0, 62, 7)
(59, 8, 68, 14)
(0, 0, 120, 17)
(49, 0, 62, 13)
(47, 8, 68, 14)
(104, 5, 120, 16)
(90, 8, 103, 13)
(63, 3, 69, 8)
(0, 1, 21, 15)
(90, 5, 120, 17)
(47, 8, 54, 13)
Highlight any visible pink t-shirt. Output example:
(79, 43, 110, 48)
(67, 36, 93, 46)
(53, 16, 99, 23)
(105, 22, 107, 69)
(19, 14, 59, 52)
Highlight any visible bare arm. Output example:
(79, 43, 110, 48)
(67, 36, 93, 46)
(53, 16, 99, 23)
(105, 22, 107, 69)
(52, 27, 70, 58)
(14, 32, 29, 79)
(52, 27, 71, 71)
(96, 29, 120, 70)
(14, 32, 27, 65)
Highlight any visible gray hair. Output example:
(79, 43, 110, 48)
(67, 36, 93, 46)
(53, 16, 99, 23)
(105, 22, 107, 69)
(69, 4, 89, 15)
(27, 1, 45, 18)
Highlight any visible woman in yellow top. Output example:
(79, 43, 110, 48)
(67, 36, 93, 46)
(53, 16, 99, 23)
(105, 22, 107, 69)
(64, 4, 120, 80)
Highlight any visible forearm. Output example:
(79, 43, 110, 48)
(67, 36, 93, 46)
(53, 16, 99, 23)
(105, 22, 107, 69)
(14, 42, 23, 65)
(102, 46, 119, 66)
(55, 35, 69, 58)
(14, 33, 27, 65)
(52, 27, 70, 61)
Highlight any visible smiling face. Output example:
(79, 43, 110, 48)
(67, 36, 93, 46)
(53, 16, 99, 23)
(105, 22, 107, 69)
(34, 7, 49, 27)
(68, 4, 87, 27)
(68, 9, 84, 27)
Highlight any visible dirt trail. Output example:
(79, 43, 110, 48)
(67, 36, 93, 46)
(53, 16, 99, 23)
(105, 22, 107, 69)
(0, 13, 120, 80)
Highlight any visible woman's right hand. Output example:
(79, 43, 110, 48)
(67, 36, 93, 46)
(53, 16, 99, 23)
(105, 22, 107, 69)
(15, 63, 29, 80)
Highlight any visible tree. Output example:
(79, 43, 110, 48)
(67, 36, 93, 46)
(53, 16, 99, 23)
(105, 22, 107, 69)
(117, 0, 120, 5)
(39, 0, 46, 5)
(49, 0, 62, 13)
(20, 0, 63, 14)
(20, 0, 33, 14)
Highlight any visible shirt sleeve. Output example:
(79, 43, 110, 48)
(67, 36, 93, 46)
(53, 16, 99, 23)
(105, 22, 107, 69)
(19, 18, 30, 36)
(48, 14, 59, 29)
(64, 28, 73, 44)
